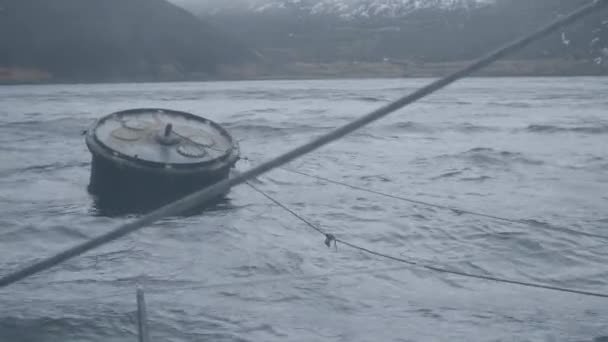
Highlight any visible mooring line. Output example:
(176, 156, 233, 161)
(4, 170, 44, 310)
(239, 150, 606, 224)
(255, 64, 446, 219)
(0, 0, 605, 288)
(246, 182, 608, 299)
(337, 240, 608, 298)
(279, 167, 608, 241)
(400, 241, 608, 268)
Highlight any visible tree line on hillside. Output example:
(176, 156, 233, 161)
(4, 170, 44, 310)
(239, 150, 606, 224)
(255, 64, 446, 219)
(0, 0, 255, 81)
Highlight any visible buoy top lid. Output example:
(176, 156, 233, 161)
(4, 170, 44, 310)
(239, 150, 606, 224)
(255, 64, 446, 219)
(89, 108, 237, 167)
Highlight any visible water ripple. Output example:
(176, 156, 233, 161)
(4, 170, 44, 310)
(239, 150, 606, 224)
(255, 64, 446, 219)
(0, 78, 606, 342)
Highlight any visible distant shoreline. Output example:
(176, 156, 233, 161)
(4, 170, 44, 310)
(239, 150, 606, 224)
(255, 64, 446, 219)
(1, 58, 606, 85)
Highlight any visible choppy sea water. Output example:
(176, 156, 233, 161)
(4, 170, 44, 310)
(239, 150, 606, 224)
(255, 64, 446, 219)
(0, 77, 607, 342)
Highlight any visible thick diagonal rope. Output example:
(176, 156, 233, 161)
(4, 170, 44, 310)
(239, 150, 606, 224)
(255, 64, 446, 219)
(245, 182, 608, 298)
(0, 0, 605, 289)
(280, 167, 608, 240)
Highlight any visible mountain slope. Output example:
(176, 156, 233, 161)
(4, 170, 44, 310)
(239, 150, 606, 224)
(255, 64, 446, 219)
(0, 0, 257, 81)
(175, 0, 607, 66)
(172, 0, 485, 18)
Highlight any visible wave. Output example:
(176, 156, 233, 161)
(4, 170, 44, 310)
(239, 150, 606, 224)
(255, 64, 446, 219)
(438, 147, 544, 167)
(431, 171, 462, 180)
(453, 123, 500, 133)
(356, 96, 387, 103)
(0, 162, 89, 178)
(222, 123, 285, 136)
(0, 116, 94, 138)
(525, 124, 608, 134)
(223, 122, 334, 137)
(460, 175, 493, 182)
(0, 314, 126, 342)
(487, 101, 531, 108)
(387, 121, 435, 133)
(227, 117, 497, 138)
(358, 175, 391, 183)
(431, 170, 492, 182)
(383, 121, 498, 134)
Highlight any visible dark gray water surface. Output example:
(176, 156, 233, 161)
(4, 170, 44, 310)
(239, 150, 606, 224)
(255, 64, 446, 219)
(0, 78, 607, 341)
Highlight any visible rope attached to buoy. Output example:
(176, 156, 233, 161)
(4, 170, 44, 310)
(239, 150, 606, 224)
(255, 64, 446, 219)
(246, 182, 608, 299)
(0, 0, 606, 289)
(279, 167, 608, 241)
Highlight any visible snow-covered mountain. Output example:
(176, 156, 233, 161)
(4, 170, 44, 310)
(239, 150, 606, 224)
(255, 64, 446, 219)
(171, 0, 490, 18)
(168, 0, 606, 69)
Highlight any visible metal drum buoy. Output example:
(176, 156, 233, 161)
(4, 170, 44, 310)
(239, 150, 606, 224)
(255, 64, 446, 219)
(84, 108, 239, 214)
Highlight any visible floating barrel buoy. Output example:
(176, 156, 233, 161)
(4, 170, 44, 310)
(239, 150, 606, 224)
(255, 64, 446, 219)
(84, 108, 239, 214)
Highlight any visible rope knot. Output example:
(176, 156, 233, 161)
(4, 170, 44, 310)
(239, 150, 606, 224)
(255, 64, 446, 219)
(324, 234, 337, 249)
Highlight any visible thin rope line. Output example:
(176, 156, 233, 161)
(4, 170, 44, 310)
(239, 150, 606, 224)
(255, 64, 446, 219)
(0, 0, 605, 289)
(249, 165, 604, 260)
(336, 240, 608, 298)
(414, 241, 608, 267)
(247, 182, 327, 236)
(269, 170, 608, 265)
(268, 171, 606, 264)
(281, 167, 608, 241)
(247, 183, 608, 299)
